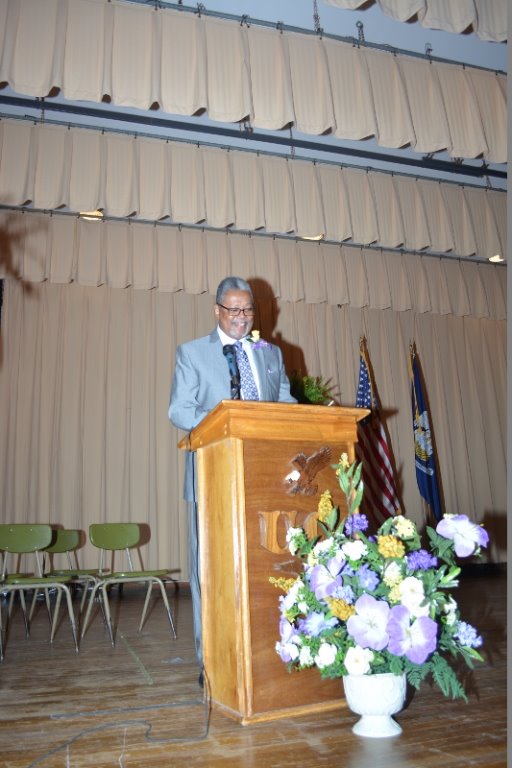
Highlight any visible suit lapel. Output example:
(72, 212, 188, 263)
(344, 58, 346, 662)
(252, 345, 274, 400)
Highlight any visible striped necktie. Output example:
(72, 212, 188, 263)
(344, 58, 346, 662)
(234, 341, 259, 401)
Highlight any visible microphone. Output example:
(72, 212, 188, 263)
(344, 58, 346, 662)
(223, 344, 241, 400)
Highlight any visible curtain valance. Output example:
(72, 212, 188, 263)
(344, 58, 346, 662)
(0, 0, 506, 161)
(322, 0, 507, 43)
(0, 210, 505, 321)
(0, 119, 506, 260)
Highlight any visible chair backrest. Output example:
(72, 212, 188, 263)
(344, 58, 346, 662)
(89, 524, 140, 551)
(89, 523, 141, 574)
(0, 524, 53, 579)
(0, 524, 53, 554)
(45, 529, 80, 554)
(44, 528, 82, 572)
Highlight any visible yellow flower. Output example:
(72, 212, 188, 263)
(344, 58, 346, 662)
(268, 576, 296, 593)
(251, 330, 260, 342)
(327, 598, 356, 620)
(335, 453, 351, 478)
(317, 490, 333, 522)
(377, 534, 406, 559)
(388, 584, 402, 603)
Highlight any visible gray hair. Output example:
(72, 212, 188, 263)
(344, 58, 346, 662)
(215, 276, 253, 304)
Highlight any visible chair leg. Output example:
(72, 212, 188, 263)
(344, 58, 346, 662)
(79, 578, 96, 615)
(101, 583, 115, 646)
(50, 588, 63, 643)
(0, 599, 4, 662)
(139, 582, 154, 633)
(156, 578, 177, 639)
(138, 579, 177, 638)
(18, 590, 30, 638)
(29, 586, 52, 626)
(57, 585, 79, 653)
(149, 576, 176, 640)
(80, 581, 103, 639)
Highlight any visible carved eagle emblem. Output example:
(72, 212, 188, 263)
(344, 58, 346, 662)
(286, 446, 332, 496)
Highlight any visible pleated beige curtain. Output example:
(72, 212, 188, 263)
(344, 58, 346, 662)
(321, 0, 507, 42)
(0, 210, 506, 321)
(0, 119, 505, 260)
(0, 0, 506, 160)
(0, 274, 505, 570)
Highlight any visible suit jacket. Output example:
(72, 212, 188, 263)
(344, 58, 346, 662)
(169, 329, 296, 500)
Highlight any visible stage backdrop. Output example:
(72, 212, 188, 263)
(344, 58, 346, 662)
(0, 212, 506, 571)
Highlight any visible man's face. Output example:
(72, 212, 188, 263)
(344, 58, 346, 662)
(214, 289, 255, 341)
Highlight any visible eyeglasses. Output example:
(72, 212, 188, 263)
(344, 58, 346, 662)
(217, 303, 256, 317)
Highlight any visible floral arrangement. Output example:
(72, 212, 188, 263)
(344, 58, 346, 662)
(273, 455, 489, 700)
(247, 330, 270, 349)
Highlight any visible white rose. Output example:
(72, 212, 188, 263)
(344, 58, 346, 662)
(299, 646, 314, 667)
(276, 641, 300, 661)
(443, 597, 458, 626)
(344, 646, 374, 676)
(399, 576, 430, 617)
(393, 515, 416, 539)
(314, 642, 338, 669)
(279, 581, 301, 612)
(383, 561, 403, 587)
(313, 538, 334, 555)
(286, 526, 304, 555)
(342, 540, 367, 561)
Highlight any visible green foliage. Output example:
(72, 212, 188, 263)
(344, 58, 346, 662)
(289, 372, 337, 405)
(430, 654, 468, 701)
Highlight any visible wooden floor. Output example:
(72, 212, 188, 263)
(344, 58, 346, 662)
(0, 568, 507, 768)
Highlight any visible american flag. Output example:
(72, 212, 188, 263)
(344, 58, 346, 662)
(355, 340, 401, 527)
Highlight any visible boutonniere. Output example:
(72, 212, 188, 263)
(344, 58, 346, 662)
(247, 330, 271, 350)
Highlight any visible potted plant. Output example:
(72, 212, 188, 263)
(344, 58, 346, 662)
(289, 371, 338, 405)
(272, 455, 488, 737)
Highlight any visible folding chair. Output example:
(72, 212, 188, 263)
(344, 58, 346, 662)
(43, 528, 99, 614)
(0, 524, 79, 661)
(81, 523, 177, 646)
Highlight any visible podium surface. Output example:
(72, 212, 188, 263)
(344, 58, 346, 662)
(181, 400, 368, 724)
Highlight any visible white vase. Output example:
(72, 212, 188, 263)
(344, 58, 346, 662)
(342, 672, 407, 738)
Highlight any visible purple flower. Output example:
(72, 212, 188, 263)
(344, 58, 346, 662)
(331, 584, 355, 603)
(308, 550, 345, 600)
(454, 621, 483, 648)
(276, 618, 300, 662)
(298, 612, 338, 637)
(344, 513, 369, 536)
(406, 549, 438, 571)
(356, 563, 380, 591)
(387, 604, 438, 664)
(346, 594, 390, 651)
(436, 515, 489, 557)
(253, 339, 271, 349)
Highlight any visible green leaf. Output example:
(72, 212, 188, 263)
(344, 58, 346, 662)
(349, 486, 364, 515)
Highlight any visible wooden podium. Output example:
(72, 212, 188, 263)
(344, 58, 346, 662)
(181, 400, 368, 724)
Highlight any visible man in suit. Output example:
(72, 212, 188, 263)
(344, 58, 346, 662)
(168, 276, 296, 680)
